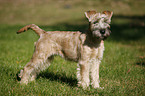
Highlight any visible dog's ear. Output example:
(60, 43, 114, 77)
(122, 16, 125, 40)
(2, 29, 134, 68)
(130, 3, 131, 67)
(85, 10, 97, 22)
(103, 11, 113, 19)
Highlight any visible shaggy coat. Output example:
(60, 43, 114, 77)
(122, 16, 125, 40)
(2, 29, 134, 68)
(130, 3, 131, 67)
(17, 10, 113, 89)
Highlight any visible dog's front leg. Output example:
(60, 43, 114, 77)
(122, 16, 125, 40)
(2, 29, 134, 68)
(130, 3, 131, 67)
(90, 59, 100, 88)
(77, 61, 90, 89)
(90, 42, 104, 89)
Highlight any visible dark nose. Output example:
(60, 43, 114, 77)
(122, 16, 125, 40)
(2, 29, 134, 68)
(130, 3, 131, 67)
(100, 29, 105, 34)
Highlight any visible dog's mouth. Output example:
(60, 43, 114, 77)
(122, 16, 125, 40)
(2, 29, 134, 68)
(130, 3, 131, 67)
(94, 34, 108, 40)
(101, 34, 109, 40)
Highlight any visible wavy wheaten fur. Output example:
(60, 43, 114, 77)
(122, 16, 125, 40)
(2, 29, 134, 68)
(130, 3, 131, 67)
(17, 10, 113, 89)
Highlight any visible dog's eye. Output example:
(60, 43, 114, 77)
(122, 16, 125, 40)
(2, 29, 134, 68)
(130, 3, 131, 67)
(103, 23, 110, 29)
(93, 21, 98, 24)
(104, 19, 107, 22)
(93, 18, 101, 24)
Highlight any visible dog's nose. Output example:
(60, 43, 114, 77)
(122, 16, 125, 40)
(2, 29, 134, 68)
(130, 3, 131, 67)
(100, 30, 105, 34)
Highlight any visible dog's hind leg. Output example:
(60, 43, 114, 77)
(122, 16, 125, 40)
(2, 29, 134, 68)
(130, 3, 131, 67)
(29, 56, 54, 82)
(20, 42, 56, 84)
(20, 54, 50, 84)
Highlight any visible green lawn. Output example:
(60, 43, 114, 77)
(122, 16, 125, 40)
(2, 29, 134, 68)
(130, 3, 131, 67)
(0, 0, 145, 95)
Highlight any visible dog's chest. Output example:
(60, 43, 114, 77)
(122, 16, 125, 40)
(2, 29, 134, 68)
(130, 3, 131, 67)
(81, 41, 104, 61)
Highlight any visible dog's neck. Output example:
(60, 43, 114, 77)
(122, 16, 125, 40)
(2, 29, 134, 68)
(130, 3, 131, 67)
(84, 30, 102, 48)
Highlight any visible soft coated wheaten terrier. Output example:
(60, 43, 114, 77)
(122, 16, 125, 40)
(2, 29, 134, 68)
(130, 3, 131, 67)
(17, 10, 113, 89)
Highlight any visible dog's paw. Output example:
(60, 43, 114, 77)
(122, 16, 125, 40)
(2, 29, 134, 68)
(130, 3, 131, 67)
(16, 69, 23, 81)
(93, 86, 104, 90)
(18, 69, 23, 78)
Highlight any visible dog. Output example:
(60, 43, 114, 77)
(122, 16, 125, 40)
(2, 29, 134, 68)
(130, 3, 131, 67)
(17, 10, 113, 89)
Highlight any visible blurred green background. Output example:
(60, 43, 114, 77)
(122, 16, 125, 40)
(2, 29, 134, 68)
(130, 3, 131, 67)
(0, 0, 144, 24)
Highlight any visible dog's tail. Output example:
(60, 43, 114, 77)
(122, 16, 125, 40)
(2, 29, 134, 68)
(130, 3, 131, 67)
(17, 24, 46, 36)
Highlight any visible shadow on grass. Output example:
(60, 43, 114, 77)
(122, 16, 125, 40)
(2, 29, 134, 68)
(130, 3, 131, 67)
(136, 55, 145, 66)
(15, 69, 78, 87)
(137, 62, 145, 66)
(111, 15, 145, 42)
(39, 71, 78, 87)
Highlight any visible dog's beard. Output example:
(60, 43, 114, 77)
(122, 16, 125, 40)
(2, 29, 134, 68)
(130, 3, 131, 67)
(92, 30, 110, 40)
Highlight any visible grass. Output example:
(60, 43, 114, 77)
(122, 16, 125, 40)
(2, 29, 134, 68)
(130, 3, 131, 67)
(0, 0, 145, 95)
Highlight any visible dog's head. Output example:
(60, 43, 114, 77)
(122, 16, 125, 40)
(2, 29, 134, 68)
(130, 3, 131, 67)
(85, 10, 113, 40)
